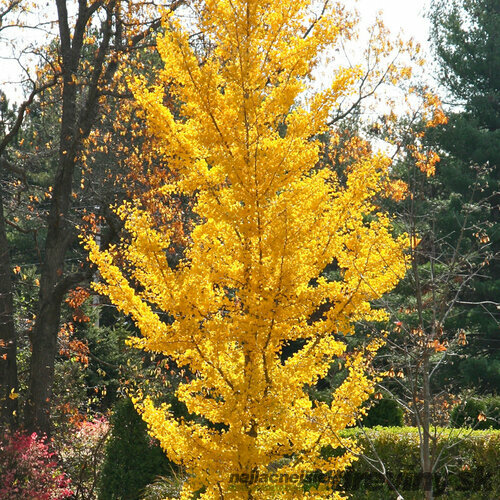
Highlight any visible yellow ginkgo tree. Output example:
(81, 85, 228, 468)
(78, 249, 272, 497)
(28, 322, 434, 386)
(86, 0, 410, 498)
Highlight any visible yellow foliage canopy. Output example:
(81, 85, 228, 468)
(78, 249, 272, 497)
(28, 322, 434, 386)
(86, 1, 409, 498)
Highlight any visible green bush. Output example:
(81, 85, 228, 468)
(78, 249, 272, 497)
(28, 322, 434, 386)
(335, 427, 500, 498)
(98, 398, 175, 500)
(450, 396, 500, 430)
(362, 397, 404, 428)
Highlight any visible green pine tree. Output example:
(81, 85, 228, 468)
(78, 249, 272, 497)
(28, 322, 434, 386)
(99, 398, 175, 500)
(428, 0, 500, 391)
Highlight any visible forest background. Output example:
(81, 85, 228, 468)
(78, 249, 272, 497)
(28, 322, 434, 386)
(0, 0, 498, 499)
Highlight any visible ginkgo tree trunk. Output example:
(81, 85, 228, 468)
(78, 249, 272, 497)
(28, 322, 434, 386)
(87, 1, 409, 498)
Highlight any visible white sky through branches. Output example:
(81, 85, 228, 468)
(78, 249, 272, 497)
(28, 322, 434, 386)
(352, 0, 431, 46)
(1, 1, 432, 104)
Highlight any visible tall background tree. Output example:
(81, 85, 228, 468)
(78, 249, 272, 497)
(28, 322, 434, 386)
(429, 0, 499, 391)
(0, 0, 184, 434)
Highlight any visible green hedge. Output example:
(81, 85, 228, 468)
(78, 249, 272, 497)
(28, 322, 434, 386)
(334, 427, 500, 498)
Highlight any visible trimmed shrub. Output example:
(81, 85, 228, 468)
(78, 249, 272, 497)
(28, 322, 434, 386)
(336, 427, 500, 498)
(0, 431, 73, 500)
(98, 398, 175, 500)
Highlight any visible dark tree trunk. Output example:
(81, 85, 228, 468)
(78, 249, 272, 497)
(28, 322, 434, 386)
(25, 0, 83, 435)
(0, 189, 18, 428)
(422, 354, 433, 500)
(25, 0, 120, 435)
(25, 301, 63, 434)
(24, 123, 77, 434)
(24, 0, 181, 436)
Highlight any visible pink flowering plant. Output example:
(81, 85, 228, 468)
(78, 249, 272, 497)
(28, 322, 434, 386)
(0, 431, 73, 500)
